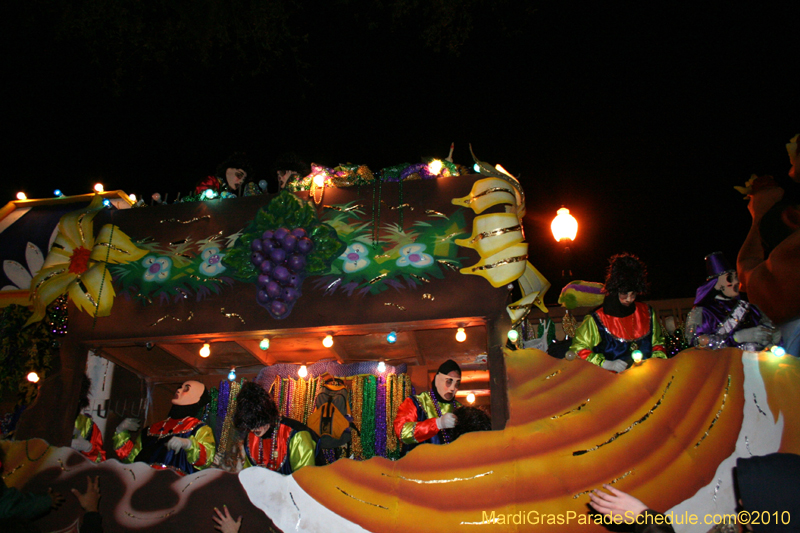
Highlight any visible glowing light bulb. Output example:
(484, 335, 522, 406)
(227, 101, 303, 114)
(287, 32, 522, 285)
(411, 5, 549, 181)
(129, 194, 137, 202)
(473, 163, 481, 173)
(27, 371, 40, 383)
(387, 331, 397, 344)
(466, 392, 476, 404)
(507, 329, 519, 342)
(16, 192, 27, 201)
(203, 189, 217, 199)
(456, 328, 467, 342)
(228, 367, 236, 381)
(551, 207, 578, 242)
(259, 337, 270, 350)
(427, 160, 443, 175)
(102, 199, 111, 207)
(377, 361, 386, 373)
(770, 345, 786, 358)
(298, 365, 308, 378)
(632, 350, 643, 363)
(94, 183, 104, 193)
(322, 335, 333, 348)
(199, 343, 211, 358)
(54, 189, 63, 197)
(313, 173, 326, 187)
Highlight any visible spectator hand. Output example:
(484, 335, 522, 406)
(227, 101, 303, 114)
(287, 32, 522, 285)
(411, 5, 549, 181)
(166, 436, 192, 451)
(589, 484, 647, 518)
(213, 505, 242, 533)
(733, 326, 773, 345)
(601, 359, 628, 373)
(70, 476, 101, 513)
(71, 437, 92, 452)
(48, 488, 65, 510)
(116, 418, 141, 433)
(437, 412, 457, 430)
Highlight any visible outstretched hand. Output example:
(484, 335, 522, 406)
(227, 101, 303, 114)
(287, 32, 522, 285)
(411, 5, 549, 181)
(589, 484, 647, 519)
(213, 505, 242, 533)
(48, 488, 65, 510)
(70, 475, 101, 513)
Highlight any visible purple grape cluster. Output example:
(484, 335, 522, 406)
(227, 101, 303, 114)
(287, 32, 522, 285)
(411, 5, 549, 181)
(250, 227, 314, 318)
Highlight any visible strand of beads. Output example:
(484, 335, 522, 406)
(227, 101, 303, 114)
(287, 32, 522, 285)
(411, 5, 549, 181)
(350, 376, 364, 459)
(218, 381, 240, 457)
(384, 374, 399, 457)
(374, 374, 387, 458)
(361, 375, 377, 459)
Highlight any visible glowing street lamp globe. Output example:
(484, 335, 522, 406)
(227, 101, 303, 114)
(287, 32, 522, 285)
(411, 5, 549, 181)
(551, 207, 578, 242)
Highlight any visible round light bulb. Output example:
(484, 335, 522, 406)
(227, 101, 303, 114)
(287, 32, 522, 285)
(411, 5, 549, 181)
(377, 361, 386, 373)
(456, 328, 467, 342)
(228, 368, 236, 381)
(199, 343, 211, 358)
(427, 160, 443, 175)
(259, 337, 270, 350)
(632, 350, 643, 363)
(507, 329, 519, 342)
(54, 189, 63, 197)
(473, 163, 481, 173)
(102, 199, 111, 207)
(387, 331, 397, 344)
(26, 371, 40, 383)
(298, 365, 308, 378)
(313, 173, 327, 187)
(94, 183, 104, 193)
(466, 392, 476, 404)
(129, 194, 137, 202)
(770, 345, 786, 358)
(322, 335, 333, 348)
(16, 192, 27, 201)
(204, 189, 216, 199)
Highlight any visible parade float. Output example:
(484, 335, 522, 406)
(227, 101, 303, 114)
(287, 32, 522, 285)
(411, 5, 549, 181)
(0, 151, 798, 532)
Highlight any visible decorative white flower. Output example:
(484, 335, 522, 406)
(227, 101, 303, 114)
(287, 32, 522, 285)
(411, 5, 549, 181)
(339, 243, 370, 273)
(142, 256, 173, 282)
(2, 242, 45, 291)
(199, 246, 226, 277)
(396, 243, 433, 268)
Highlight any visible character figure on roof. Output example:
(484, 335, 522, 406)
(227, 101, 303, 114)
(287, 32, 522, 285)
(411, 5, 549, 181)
(394, 359, 462, 448)
(685, 251, 779, 351)
(568, 253, 667, 372)
(113, 380, 215, 476)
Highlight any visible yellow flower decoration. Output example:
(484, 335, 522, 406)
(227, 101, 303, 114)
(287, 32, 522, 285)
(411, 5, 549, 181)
(25, 195, 148, 326)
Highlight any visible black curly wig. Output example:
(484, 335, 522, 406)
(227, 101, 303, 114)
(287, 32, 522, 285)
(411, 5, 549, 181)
(234, 382, 279, 432)
(451, 406, 492, 441)
(603, 252, 649, 295)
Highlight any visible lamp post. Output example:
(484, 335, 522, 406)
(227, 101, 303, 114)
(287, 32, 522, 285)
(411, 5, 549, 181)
(551, 207, 579, 339)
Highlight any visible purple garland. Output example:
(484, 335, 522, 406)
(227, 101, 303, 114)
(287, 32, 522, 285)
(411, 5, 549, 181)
(217, 380, 230, 427)
(374, 375, 387, 458)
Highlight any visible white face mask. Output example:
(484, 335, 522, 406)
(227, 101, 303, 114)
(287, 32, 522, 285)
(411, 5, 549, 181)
(715, 272, 740, 298)
(172, 380, 204, 405)
(435, 371, 461, 401)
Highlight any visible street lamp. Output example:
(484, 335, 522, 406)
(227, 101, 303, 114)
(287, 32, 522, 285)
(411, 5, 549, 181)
(551, 207, 578, 279)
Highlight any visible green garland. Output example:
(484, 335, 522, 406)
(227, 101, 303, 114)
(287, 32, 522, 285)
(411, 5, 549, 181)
(0, 302, 63, 403)
(360, 375, 377, 459)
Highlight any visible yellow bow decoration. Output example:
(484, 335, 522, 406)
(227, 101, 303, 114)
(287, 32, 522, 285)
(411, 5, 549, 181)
(459, 242, 528, 288)
(507, 262, 551, 324)
(25, 195, 148, 326)
(451, 177, 518, 215)
(454, 212, 524, 258)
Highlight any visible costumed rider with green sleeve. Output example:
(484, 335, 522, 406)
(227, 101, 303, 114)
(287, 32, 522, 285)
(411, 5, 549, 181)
(568, 253, 667, 373)
(114, 380, 215, 475)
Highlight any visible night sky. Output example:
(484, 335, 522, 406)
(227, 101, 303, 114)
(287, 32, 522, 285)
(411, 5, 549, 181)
(4, 1, 798, 300)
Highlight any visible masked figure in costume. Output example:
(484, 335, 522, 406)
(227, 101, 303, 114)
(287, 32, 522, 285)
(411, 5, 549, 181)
(686, 252, 779, 351)
(569, 253, 667, 373)
(114, 380, 215, 476)
(234, 381, 320, 475)
(394, 359, 462, 447)
(193, 153, 257, 199)
(72, 375, 106, 463)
